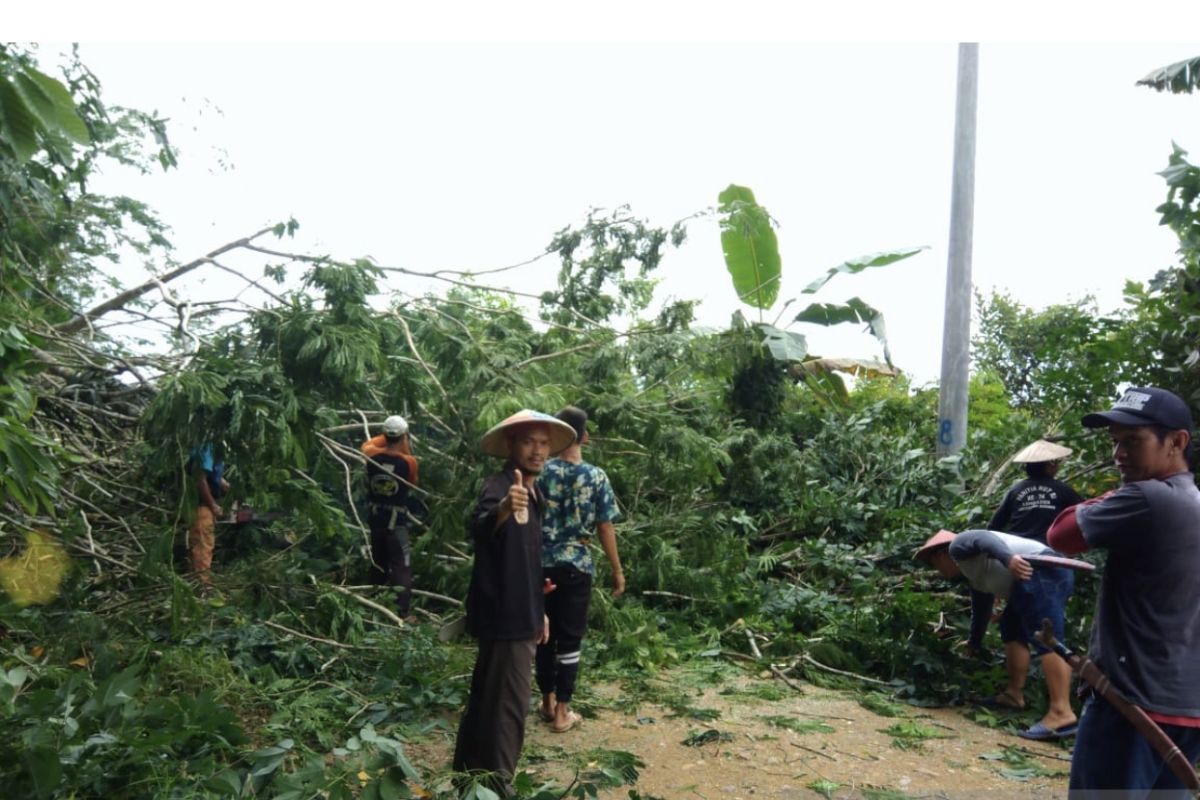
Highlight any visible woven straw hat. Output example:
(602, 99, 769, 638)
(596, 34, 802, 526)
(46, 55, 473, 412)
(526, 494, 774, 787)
(1012, 439, 1072, 464)
(480, 409, 577, 458)
(913, 529, 957, 562)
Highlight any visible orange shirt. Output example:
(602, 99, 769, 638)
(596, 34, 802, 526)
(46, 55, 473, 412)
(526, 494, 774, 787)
(361, 435, 419, 485)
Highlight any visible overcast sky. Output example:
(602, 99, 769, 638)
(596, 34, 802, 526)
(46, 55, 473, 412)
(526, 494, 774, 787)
(18, 10, 1200, 384)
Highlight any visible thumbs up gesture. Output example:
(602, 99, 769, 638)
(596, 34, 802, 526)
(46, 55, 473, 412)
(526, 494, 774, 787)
(509, 469, 529, 524)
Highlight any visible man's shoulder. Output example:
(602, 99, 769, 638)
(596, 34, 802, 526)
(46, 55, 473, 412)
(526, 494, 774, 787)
(1135, 472, 1200, 507)
(579, 460, 608, 478)
(479, 470, 512, 492)
(541, 458, 607, 480)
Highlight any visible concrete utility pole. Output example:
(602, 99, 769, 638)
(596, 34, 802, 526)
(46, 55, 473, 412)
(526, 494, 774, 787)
(937, 43, 979, 458)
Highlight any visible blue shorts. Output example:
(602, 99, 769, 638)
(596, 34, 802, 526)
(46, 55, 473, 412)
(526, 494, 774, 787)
(998, 564, 1074, 655)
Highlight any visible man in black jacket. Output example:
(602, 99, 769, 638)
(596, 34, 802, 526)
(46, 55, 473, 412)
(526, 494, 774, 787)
(452, 410, 576, 796)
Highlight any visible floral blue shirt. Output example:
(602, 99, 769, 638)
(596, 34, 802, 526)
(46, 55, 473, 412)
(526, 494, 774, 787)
(537, 458, 620, 574)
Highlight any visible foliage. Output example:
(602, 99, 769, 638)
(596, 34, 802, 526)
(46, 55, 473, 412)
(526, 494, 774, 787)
(879, 720, 952, 751)
(980, 745, 1068, 782)
(0, 45, 89, 162)
(716, 183, 922, 381)
(858, 693, 906, 718)
(7, 47, 1200, 799)
(718, 184, 782, 313)
(807, 778, 841, 799)
(542, 207, 682, 327)
(1137, 55, 1200, 94)
(764, 715, 834, 734)
(1123, 142, 1200, 409)
(972, 290, 1124, 418)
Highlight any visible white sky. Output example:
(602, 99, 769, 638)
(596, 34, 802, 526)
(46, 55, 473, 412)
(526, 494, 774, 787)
(15, 6, 1200, 383)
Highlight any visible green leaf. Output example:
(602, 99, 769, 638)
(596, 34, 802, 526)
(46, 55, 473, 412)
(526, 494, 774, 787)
(756, 323, 808, 362)
(20, 66, 90, 143)
(99, 666, 141, 708)
(25, 747, 63, 797)
(718, 184, 782, 311)
(203, 769, 245, 796)
(4, 666, 29, 688)
(794, 297, 893, 366)
(0, 80, 41, 161)
(804, 368, 850, 404)
(801, 247, 926, 295)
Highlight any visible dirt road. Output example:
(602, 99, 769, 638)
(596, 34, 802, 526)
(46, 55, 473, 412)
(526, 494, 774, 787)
(413, 667, 1072, 798)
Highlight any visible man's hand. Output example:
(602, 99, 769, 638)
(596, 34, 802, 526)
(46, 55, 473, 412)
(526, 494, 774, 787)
(506, 469, 529, 522)
(1007, 555, 1033, 581)
(210, 503, 223, 517)
(956, 640, 988, 660)
(543, 577, 557, 595)
(611, 570, 625, 599)
(538, 613, 550, 644)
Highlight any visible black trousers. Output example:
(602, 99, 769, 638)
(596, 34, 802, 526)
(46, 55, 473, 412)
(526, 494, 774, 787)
(535, 564, 592, 704)
(452, 636, 537, 797)
(368, 522, 412, 616)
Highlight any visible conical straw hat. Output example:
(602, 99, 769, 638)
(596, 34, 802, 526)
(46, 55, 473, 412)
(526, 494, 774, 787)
(480, 409, 577, 458)
(1012, 439, 1072, 464)
(913, 529, 957, 561)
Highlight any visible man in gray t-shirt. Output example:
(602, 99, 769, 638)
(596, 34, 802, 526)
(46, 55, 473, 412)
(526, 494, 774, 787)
(915, 528, 1080, 740)
(1048, 386, 1200, 795)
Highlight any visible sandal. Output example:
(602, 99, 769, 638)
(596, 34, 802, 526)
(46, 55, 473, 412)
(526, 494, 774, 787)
(1018, 721, 1078, 740)
(551, 710, 582, 733)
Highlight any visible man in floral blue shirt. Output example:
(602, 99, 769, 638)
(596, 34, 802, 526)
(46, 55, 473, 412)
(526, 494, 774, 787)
(535, 406, 624, 733)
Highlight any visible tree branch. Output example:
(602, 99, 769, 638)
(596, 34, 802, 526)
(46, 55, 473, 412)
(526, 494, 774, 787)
(55, 227, 274, 336)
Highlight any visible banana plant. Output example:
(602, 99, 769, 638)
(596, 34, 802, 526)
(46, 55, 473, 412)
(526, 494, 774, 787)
(718, 182, 925, 376)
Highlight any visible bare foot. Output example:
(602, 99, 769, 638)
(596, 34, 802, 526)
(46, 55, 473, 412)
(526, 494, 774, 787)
(552, 709, 582, 733)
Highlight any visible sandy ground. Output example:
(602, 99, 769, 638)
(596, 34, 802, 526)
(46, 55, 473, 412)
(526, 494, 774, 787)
(409, 669, 1073, 798)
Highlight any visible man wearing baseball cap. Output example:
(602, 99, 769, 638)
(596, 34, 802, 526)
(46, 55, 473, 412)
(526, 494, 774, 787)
(452, 410, 576, 796)
(1047, 387, 1200, 794)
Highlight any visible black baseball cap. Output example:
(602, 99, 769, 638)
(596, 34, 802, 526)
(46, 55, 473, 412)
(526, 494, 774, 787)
(1082, 387, 1194, 432)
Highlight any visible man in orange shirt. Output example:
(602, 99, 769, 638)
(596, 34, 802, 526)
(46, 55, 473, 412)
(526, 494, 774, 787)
(361, 415, 420, 620)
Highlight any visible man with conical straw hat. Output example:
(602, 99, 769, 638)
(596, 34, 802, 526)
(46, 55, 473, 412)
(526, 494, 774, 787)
(989, 439, 1083, 546)
(452, 409, 576, 796)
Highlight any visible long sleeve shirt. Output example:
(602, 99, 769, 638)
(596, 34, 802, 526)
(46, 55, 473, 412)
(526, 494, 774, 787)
(949, 529, 1056, 649)
(464, 466, 545, 641)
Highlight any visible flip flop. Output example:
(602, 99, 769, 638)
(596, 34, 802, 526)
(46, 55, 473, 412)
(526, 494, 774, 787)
(976, 690, 1025, 710)
(1017, 721, 1078, 740)
(551, 710, 582, 733)
(538, 706, 556, 723)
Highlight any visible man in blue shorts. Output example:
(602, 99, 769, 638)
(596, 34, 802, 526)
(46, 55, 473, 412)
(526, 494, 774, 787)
(915, 527, 1078, 740)
(1048, 386, 1200, 796)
